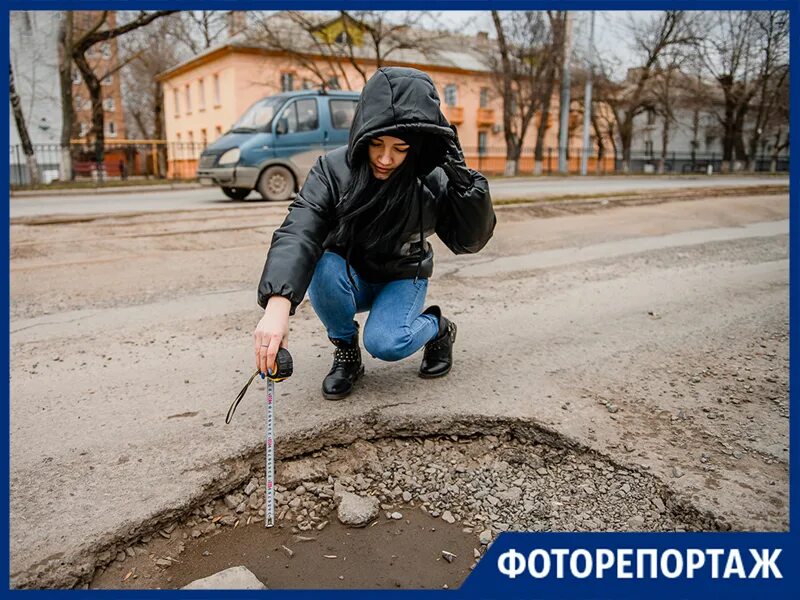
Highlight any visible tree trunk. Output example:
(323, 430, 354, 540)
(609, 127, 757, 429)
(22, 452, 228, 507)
(10, 63, 40, 185)
(73, 52, 106, 181)
(153, 80, 167, 178)
(58, 11, 75, 181)
(619, 121, 633, 174)
(658, 119, 670, 174)
(504, 144, 522, 176)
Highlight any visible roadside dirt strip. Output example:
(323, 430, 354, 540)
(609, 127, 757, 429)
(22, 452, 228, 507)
(9, 188, 788, 588)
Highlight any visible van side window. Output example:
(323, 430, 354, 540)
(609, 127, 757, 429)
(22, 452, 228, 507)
(283, 98, 319, 133)
(330, 99, 358, 129)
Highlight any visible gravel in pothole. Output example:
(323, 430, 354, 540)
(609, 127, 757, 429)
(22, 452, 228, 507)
(90, 433, 709, 588)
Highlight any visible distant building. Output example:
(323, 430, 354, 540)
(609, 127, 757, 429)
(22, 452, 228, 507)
(155, 12, 607, 176)
(9, 11, 63, 183)
(71, 11, 127, 143)
(9, 10, 129, 184)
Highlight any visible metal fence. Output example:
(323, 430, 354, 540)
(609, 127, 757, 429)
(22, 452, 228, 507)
(9, 141, 209, 186)
(620, 151, 790, 175)
(9, 142, 790, 187)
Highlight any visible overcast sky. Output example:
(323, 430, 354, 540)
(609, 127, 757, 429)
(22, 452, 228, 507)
(436, 10, 663, 80)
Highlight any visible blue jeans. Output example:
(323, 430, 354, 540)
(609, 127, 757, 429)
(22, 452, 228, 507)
(307, 251, 439, 362)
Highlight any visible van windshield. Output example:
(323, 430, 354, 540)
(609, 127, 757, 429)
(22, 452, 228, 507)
(231, 97, 286, 132)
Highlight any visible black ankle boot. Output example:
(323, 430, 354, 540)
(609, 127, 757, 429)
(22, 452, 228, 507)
(322, 322, 365, 400)
(419, 306, 457, 378)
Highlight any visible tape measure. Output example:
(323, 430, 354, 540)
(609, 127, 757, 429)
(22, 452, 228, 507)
(226, 347, 293, 529)
(265, 347, 293, 528)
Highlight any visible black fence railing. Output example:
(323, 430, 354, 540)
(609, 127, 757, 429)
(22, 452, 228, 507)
(9, 141, 210, 186)
(9, 143, 789, 187)
(618, 151, 790, 174)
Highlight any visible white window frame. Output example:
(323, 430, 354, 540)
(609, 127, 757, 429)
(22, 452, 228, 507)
(103, 97, 115, 112)
(101, 42, 111, 59)
(72, 70, 81, 85)
(280, 72, 294, 92)
(185, 84, 192, 114)
(173, 88, 180, 117)
(444, 84, 457, 107)
(107, 121, 117, 137)
(102, 74, 113, 86)
(213, 74, 221, 106)
(198, 78, 206, 110)
(480, 87, 490, 108)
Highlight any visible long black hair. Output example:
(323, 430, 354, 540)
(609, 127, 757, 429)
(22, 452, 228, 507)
(331, 138, 421, 254)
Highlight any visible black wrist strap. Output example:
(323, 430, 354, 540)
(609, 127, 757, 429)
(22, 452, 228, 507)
(226, 369, 259, 424)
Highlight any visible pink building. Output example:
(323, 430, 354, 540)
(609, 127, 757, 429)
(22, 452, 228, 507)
(156, 14, 612, 177)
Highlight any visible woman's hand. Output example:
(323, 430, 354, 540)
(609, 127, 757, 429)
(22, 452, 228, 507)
(440, 124, 473, 192)
(254, 296, 292, 376)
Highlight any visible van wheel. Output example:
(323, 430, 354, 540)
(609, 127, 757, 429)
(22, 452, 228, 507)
(257, 166, 294, 201)
(221, 186, 251, 200)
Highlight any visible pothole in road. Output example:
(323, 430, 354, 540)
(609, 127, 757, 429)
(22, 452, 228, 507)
(89, 431, 720, 590)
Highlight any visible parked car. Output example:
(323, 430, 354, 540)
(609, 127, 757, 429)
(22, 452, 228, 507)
(197, 89, 360, 201)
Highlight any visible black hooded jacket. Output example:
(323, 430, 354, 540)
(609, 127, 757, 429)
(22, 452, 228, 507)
(257, 67, 496, 313)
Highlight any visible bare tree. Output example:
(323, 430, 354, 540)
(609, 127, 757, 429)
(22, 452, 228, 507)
(594, 11, 698, 173)
(490, 11, 557, 176)
(70, 10, 176, 179)
(168, 10, 231, 55)
(57, 11, 77, 180)
(530, 11, 566, 175)
(120, 14, 186, 177)
(246, 11, 439, 91)
(10, 62, 40, 184)
(767, 71, 789, 172)
(744, 11, 789, 171)
(695, 11, 762, 172)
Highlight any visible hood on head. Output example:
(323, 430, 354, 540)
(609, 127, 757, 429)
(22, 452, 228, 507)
(347, 67, 455, 176)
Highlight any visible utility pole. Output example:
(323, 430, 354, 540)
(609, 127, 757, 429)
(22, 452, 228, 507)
(558, 11, 573, 174)
(580, 11, 595, 176)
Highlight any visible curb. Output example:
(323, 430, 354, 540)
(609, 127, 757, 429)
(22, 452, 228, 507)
(10, 183, 204, 198)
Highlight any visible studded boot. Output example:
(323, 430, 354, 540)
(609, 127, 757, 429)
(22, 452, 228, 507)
(322, 322, 365, 400)
(419, 306, 457, 378)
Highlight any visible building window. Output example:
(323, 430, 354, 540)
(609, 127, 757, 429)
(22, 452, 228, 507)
(478, 131, 488, 154)
(213, 74, 221, 106)
(107, 121, 117, 137)
(302, 79, 315, 90)
(74, 93, 83, 109)
(327, 76, 340, 91)
(102, 74, 113, 86)
(103, 98, 115, 112)
(479, 87, 490, 108)
(185, 84, 192, 114)
(335, 30, 351, 45)
(201, 128, 207, 145)
(444, 84, 457, 107)
(72, 70, 81, 85)
(215, 125, 222, 138)
(176, 132, 182, 143)
(173, 89, 180, 117)
(646, 107, 656, 125)
(79, 122, 90, 137)
(644, 140, 653, 156)
(280, 72, 294, 92)
(101, 42, 111, 59)
(198, 78, 206, 110)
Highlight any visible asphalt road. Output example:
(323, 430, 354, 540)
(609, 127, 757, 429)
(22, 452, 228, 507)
(9, 174, 787, 219)
(9, 187, 789, 588)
